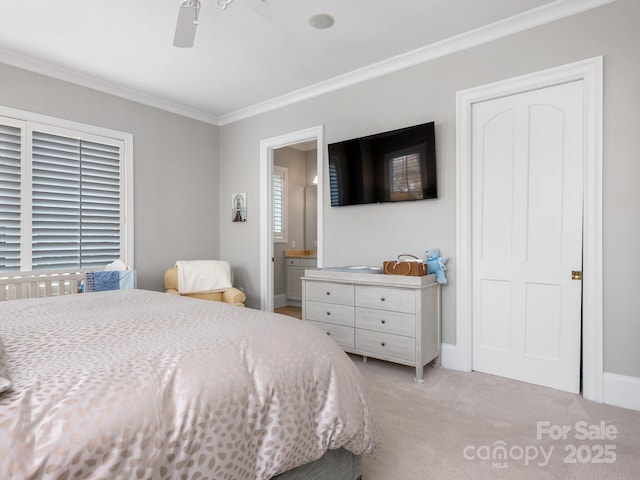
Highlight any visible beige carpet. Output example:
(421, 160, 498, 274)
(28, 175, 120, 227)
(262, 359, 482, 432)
(353, 356, 640, 479)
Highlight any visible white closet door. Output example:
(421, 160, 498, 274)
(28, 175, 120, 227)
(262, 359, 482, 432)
(471, 80, 584, 393)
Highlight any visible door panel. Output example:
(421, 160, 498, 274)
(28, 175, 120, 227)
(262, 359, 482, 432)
(472, 80, 584, 393)
(528, 105, 565, 264)
(525, 282, 561, 360)
(478, 279, 511, 352)
(480, 109, 514, 263)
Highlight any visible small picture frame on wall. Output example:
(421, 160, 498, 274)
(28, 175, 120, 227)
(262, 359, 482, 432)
(232, 193, 247, 222)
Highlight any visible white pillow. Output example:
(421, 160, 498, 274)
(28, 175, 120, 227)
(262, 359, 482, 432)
(0, 336, 11, 394)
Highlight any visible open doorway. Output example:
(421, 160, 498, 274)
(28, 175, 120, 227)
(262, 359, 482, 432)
(259, 126, 324, 312)
(272, 141, 317, 319)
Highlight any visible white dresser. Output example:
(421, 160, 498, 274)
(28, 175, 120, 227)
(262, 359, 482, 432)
(302, 268, 441, 382)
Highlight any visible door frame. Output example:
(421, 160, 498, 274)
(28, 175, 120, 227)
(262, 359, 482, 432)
(259, 125, 324, 312)
(455, 57, 603, 402)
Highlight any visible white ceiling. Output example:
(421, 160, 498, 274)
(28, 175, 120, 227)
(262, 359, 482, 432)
(0, 0, 604, 125)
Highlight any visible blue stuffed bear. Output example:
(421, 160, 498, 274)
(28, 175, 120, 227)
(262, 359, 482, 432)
(425, 248, 448, 284)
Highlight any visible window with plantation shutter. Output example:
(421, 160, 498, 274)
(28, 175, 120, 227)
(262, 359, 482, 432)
(0, 111, 131, 274)
(273, 165, 288, 243)
(31, 131, 122, 270)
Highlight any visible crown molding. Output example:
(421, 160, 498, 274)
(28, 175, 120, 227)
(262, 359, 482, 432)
(218, 0, 614, 125)
(0, 48, 221, 125)
(0, 0, 614, 127)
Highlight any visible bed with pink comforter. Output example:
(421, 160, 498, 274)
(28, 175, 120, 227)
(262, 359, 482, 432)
(0, 289, 375, 479)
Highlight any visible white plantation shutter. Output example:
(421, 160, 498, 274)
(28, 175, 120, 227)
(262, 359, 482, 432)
(0, 112, 129, 273)
(273, 174, 283, 232)
(0, 120, 24, 272)
(79, 139, 121, 268)
(31, 131, 82, 270)
(31, 131, 121, 270)
(273, 165, 287, 242)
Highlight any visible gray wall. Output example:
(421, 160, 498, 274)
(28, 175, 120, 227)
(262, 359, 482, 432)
(219, 0, 640, 378)
(0, 63, 220, 291)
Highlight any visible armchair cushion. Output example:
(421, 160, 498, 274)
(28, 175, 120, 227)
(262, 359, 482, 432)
(164, 266, 245, 306)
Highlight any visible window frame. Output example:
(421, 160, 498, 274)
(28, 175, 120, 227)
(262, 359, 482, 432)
(273, 165, 288, 244)
(0, 105, 134, 272)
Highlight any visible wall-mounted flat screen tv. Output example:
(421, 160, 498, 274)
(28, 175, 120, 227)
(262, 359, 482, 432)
(328, 121, 437, 207)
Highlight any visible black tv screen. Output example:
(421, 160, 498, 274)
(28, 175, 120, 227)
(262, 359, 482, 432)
(328, 122, 437, 207)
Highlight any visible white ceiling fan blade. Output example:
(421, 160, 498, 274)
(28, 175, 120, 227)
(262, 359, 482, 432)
(173, 1, 200, 48)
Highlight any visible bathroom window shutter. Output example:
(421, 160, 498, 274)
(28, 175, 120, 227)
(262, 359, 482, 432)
(31, 130, 122, 270)
(273, 165, 288, 242)
(0, 120, 24, 273)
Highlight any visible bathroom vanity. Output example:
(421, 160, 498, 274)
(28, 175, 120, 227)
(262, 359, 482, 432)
(285, 250, 317, 303)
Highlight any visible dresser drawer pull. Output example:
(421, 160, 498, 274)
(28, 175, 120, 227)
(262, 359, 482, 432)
(381, 297, 386, 302)
(381, 319, 386, 324)
(326, 311, 331, 316)
(381, 342, 386, 347)
(326, 291, 331, 296)
(326, 331, 331, 336)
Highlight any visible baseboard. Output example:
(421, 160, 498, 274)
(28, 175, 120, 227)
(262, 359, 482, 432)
(603, 372, 640, 411)
(273, 294, 288, 308)
(439, 345, 640, 411)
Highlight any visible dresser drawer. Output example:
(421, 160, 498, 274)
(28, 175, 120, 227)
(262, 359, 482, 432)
(305, 300, 354, 327)
(356, 330, 415, 363)
(355, 285, 415, 313)
(305, 281, 354, 305)
(308, 321, 355, 349)
(356, 307, 416, 337)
